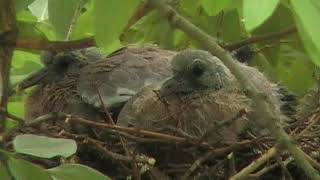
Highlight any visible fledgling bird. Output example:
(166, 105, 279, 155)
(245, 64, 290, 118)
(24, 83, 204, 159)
(117, 49, 295, 143)
(22, 46, 176, 125)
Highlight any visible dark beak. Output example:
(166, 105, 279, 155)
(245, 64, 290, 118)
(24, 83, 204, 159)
(17, 68, 49, 90)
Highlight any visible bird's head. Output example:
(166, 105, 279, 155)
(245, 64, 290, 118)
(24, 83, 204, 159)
(160, 49, 232, 95)
(18, 48, 103, 90)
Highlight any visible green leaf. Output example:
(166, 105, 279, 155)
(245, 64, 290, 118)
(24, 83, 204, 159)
(8, 102, 25, 118)
(28, 0, 49, 22)
(13, 134, 77, 158)
(181, 0, 201, 16)
(200, 0, 232, 16)
(48, 0, 81, 39)
(93, 0, 140, 47)
(7, 156, 52, 180)
(17, 20, 48, 39)
(48, 164, 111, 180)
(17, 10, 38, 22)
(71, 1, 94, 39)
(16, 0, 36, 13)
(291, 0, 320, 66)
(11, 50, 41, 84)
(0, 162, 11, 180)
(243, 0, 279, 31)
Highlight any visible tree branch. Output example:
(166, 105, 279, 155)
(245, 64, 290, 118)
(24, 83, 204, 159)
(223, 26, 297, 51)
(147, 0, 320, 179)
(0, 0, 17, 133)
(10, 37, 95, 52)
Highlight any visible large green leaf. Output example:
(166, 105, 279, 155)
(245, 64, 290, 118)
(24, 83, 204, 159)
(243, 0, 279, 31)
(7, 156, 52, 180)
(290, 0, 320, 66)
(13, 134, 77, 158)
(200, 0, 232, 16)
(48, 164, 110, 180)
(93, 0, 140, 48)
(48, 0, 81, 39)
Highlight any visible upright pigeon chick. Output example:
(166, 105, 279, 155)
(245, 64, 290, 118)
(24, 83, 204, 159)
(118, 49, 292, 144)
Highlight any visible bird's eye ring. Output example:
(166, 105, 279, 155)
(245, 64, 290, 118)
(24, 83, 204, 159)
(190, 59, 205, 76)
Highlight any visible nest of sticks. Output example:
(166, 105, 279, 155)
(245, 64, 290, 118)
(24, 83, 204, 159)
(3, 103, 320, 180)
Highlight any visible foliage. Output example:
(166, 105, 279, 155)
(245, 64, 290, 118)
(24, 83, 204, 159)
(2, 0, 320, 178)
(13, 134, 77, 158)
(0, 149, 110, 180)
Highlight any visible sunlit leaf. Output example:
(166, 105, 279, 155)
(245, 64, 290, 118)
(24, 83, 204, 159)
(48, 164, 110, 180)
(93, 0, 140, 47)
(13, 134, 77, 158)
(243, 0, 279, 31)
(291, 0, 320, 66)
(28, 0, 49, 22)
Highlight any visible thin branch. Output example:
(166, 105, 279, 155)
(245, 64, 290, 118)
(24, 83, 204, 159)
(0, 0, 17, 132)
(223, 26, 297, 51)
(0, 37, 96, 52)
(64, 114, 211, 148)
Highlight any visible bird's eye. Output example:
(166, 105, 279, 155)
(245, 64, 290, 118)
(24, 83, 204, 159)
(190, 59, 205, 76)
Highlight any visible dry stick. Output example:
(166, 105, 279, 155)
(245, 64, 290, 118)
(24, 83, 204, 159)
(61, 131, 152, 165)
(147, 0, 320, 179)
(65, 114, 210, 147)
(223, 26, 297, 51)
(94, 83, 141, 179)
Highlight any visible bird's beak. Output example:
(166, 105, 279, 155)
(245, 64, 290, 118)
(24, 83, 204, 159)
(17, 68, 49, 90)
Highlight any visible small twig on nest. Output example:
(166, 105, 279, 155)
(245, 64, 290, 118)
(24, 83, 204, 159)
(181, 150, 216, 180)
(61, 131, 153, 165)
(64, 114, 212, 148)
(230, 147, 278, 180)
(250, 157, 293, 178)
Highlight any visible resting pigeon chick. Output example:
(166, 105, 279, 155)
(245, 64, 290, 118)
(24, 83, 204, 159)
(22, 46, 176, 124)
(117, 49, 294, 143)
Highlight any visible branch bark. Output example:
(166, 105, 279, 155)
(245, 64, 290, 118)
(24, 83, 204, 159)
(223, 26, 297, 51)
(147, 0, 320, 179)
(0, 37, 96, 52)
(0, 0, 17, 132)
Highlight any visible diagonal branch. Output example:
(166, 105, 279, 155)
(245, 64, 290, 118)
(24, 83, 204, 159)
(223, 26, 297, 51)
